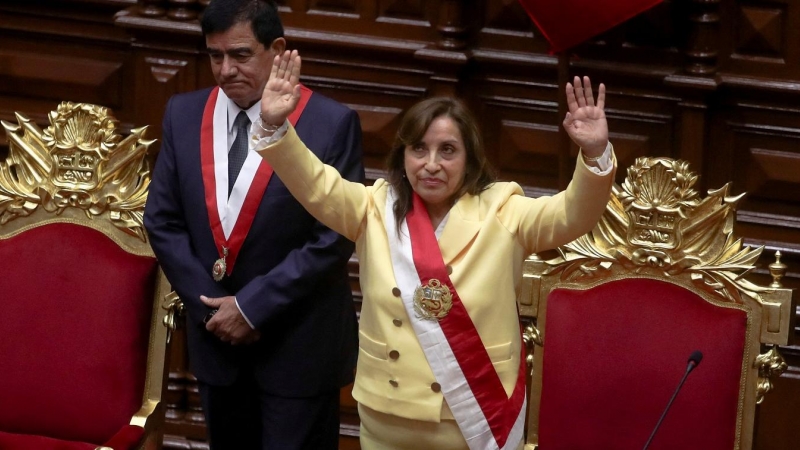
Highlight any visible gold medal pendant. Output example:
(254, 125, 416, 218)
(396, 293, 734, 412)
(413, 278, 453, 321)
(212, 247, 228, 282)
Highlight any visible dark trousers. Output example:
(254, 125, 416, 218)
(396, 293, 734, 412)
(198, 369, 341, 450)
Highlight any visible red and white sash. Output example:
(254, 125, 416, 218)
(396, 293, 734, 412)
(201, 85, 312, 277)
(384, 190, 527, 450)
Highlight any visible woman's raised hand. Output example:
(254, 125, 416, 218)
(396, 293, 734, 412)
(563, 76, 608, 158)
(260, 50, 302, 127)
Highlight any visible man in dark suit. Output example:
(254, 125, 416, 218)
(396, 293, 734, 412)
(143, 1, 363, 448)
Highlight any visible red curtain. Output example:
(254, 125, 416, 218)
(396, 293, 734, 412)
(518, 0, 663, 52)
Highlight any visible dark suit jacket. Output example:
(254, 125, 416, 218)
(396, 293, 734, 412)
(144, 87, 363, 396)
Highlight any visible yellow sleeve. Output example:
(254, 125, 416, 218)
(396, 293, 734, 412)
(256, 126, 370, 242)
(499, 146, 617, 253)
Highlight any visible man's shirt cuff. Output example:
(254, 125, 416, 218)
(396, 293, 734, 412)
(234, 297, 256, 330)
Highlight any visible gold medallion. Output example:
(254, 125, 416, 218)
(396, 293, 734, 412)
(413, 278, 453, 321)
(212, 247, 229, 282)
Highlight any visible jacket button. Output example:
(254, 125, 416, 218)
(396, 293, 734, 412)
(431, 382, 441, 393)
(389, 350, 400, 360)
(389, 379, 399, 387)
(392, 287, 401, 297)
(393, 319, 402, 327)
(447, 265, 453, 275)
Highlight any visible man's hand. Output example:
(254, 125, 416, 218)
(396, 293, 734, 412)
(200, 295, 261, 345)
(260, 49, 302, 127)
(563, 75, 608, 158)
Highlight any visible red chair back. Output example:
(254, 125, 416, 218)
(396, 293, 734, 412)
(538, 278, 746, 450)
(0, 223, 157, 444)
(0, 102, 170, 449)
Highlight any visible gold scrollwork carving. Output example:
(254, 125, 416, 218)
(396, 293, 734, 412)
(754, 345, 788, 404)
(162, 291, 185, 344)
(0, 102, 156, 240)
(543, 157, 773, 306)
(522, 322, 542, 369)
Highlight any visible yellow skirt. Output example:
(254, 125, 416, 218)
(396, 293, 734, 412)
(358, 403, 524, 450)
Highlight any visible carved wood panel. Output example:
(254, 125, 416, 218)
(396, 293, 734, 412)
(720, 0, 800, 84)
(134, 52, 200, 139)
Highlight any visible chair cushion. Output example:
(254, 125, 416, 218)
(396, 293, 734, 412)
(0, 430, 96, 449)
(0, 424, 146, 450)
(101, 424, 145, 450)
(538, 278, 747, 450)
(0, 223, 157, 444)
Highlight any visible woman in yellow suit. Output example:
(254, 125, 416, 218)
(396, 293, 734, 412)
(250, 50, 616, 450)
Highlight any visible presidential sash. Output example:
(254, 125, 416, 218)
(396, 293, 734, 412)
(201, 85, 312, 279)
(385, 189, 527, 450)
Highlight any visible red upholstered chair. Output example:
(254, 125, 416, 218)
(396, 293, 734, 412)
(518, 157, 796, 450)
(0, 103, 180, 450)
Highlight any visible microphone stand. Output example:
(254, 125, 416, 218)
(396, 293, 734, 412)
(641, 358, 699, 450)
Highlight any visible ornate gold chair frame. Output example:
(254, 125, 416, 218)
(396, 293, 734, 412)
(518, 157, 795, 450)
(0, 103, 182, 450)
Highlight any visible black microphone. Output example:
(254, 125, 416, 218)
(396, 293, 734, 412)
(642, 351, 703, 450)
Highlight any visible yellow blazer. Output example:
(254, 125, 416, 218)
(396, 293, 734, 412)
(258, 127, 616, 423)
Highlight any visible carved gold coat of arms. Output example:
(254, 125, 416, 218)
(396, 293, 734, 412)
(0, 102, 155, 241)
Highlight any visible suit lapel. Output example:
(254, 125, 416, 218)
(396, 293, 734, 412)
(438, 193, 481, 264)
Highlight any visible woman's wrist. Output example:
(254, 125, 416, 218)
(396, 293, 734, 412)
(257, 118, 280, 133)
(583, 152, 603, 162)
(582, 142, 609, 162)
(255, 113, 284, 138)
(250, 117, 290, 150)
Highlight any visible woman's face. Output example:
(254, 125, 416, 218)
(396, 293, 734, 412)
(404, 115, 467, 215)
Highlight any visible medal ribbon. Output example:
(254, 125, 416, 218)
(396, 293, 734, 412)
(201, 85, 313, 277)
(405, 192, 527, 448)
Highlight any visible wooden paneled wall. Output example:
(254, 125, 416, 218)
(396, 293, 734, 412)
(1, 1, 798, 449)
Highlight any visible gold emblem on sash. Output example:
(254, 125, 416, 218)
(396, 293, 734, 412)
(413, 279, 453, 321)
(212, 247, 228, 282)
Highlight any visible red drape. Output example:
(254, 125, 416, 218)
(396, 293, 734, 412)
(518, 0, 664, 52)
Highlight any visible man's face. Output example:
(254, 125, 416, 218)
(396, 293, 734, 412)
(206, 22, 284, 109)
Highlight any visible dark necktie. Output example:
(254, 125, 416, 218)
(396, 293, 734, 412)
(228, 111, 251, 197)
